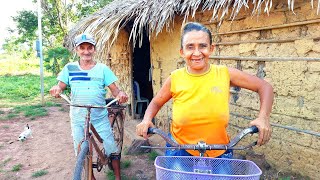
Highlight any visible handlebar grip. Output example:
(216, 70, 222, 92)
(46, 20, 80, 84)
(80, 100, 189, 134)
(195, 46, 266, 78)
(147, 127, 156, 134)
(249, 126, 259, 134)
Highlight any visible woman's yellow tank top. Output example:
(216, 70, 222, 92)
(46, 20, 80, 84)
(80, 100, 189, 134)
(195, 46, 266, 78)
(170, 64, 230, 157)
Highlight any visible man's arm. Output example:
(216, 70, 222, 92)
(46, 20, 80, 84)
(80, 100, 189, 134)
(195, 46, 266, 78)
(108, 83, 128, 104)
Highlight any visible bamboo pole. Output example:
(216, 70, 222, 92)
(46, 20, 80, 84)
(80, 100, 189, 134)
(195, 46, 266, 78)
(209, 56, 320, 62)
(214, 37, 320, 46)
(216, 18, 320, 35)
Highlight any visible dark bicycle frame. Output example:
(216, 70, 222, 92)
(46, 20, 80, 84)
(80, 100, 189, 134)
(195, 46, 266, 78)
(143, 126, 259, 157)
(59, 94, 126, 180)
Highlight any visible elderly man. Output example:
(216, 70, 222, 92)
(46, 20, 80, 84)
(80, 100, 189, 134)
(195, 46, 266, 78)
(50, 33, 127, 180)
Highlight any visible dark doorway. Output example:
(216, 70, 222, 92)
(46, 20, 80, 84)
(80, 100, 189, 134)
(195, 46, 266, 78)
(132, 31, 153, 119)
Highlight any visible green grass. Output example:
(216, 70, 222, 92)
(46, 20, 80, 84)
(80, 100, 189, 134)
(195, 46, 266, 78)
(120, 160, 131, 169)
(31, 169, 48, 177)
(0, 102, 59, 121)
(0, 55, 41, 76)
(106, 170, 135, 180)
(0, 158, 12, 168)
(0, 55, 58, 108)
(14, 104, 48, 119)
(11, 164, 23, 172)
(0, 158, 12, 172)
(0, 74, 57, 107)
(0, 56, 61, 120)
(1, 125, 10, 129)
(148, 150, 159, 161)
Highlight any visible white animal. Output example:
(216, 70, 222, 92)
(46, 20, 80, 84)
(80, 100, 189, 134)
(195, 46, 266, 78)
(18, 124, 33, 142)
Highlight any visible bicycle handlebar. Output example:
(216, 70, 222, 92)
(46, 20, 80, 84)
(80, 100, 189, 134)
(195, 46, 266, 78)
(142, 126, 259, 152)
(59, 93, 120, 109)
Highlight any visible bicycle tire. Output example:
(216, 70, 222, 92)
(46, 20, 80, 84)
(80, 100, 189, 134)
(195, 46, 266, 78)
(73, 141, 90, 180)
(107, 112, 124, 170)
(111, 113, 124, 153)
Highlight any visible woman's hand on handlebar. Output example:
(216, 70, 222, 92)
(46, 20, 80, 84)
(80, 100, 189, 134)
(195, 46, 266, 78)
(249, 116, 272, 146)
(136, 120, 155, 139)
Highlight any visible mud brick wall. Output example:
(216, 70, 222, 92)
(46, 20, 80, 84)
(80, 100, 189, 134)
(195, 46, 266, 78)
(103, 29, 132, 104)
(149, 1, 320, 178)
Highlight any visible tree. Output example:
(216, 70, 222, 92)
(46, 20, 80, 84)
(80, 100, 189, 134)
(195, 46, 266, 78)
(3, 10, 38, 56)
(44, 47, 72, 76)
(4, 0, 113, 74)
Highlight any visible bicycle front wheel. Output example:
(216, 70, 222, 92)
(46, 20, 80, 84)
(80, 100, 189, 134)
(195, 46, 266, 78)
(111, 113, 124, 153)
(73, 140, 91, 180)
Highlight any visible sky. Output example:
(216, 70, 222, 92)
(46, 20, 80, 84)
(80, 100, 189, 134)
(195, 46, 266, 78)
(0, 0, 35, 47)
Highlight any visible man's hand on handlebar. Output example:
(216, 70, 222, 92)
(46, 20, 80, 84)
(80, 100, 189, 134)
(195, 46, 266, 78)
(116, 91, 128, 104)
(49, 81, 67, 98)
(49, 85, 63, 98)
(136, 120, 155, 139)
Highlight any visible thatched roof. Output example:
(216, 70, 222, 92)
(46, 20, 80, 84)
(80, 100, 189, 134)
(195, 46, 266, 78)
(66, 0, 319, 58)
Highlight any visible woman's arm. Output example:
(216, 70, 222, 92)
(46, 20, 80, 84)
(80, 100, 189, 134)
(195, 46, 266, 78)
(229, 67, 274, 145)
(136, 77, 173, 139)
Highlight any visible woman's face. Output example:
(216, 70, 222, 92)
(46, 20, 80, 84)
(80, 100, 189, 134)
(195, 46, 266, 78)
(180, 30, 214, 74)
(75, 43, 96, 61)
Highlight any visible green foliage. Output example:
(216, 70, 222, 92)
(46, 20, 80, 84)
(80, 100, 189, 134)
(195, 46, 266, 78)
(12, 164, 23, 172)
(148, 150, 159, 161)
(3, 10, 37, 56)
(41, 0, 70, 47)
(106, 170, 115, 179)
(12, 10, 38, 42)
(3, 0, 114, 73)
(75, 0, 113, 18)
(44, 47, 72, 76)
(106, 170, 133, 180)
(31, 169, 48, 177)
(120, 160, 131, 169)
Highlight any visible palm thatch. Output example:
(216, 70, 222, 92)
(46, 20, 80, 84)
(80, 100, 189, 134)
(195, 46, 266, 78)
(66, 0, 319, 59)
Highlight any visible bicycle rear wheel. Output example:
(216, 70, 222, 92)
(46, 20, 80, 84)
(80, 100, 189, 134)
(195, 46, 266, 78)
(73, 141, 91, 180)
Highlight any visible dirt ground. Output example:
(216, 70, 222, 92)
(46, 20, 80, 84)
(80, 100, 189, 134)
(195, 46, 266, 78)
(0, 104, 308, 180)
(0, 104, 156, 180)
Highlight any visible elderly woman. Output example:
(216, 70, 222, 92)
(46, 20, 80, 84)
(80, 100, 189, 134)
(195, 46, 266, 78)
(136, 22, 273, 158)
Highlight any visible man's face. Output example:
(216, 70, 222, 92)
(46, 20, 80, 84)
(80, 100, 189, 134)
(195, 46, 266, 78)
(75, 43, 96, 61)
(180, 30, 214, 74)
